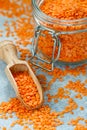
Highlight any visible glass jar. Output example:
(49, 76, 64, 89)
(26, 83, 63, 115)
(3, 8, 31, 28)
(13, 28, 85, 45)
(31, 0, 87, 71)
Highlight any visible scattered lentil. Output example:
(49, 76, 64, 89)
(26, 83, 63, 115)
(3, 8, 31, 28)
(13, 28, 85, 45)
(85, 120, 87, 124)
(80, 106, 84, 111)
(2, 127, 7, 130)
(65, 80, 87, 96)
(0, 98, 63, 130)
(74, 93, 82, 99)
(68, 117, 84, 126)
(36, 74, 47, 86)
(47, 64, 87, 81)
(74, 124, 87, 130)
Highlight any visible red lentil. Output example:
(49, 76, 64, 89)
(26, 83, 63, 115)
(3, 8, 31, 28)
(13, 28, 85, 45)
(0, 98, 63, 130)
(85, 120, 87, 124)
(85, 79, 87, 84)
(75, 93, 82, 99)
(68, 117, 84, 126)
(37, 0, 87, 62)
(2, 127, 7, 130)
(36, 74, 47, 86)
(47, 87, 70, 103)
(62, 98, 78, 114)
(19, 48, 32, 60)
(47, 64, 87, 80)
(65, 80, 87, 96)
(12, 71, 40, 108)
(0, 0, 87, 130)
(40, 0, 87, 20)
(74, 124, 87, 130)
(80, 106, 84, 111)
(54, 99, 58, 103)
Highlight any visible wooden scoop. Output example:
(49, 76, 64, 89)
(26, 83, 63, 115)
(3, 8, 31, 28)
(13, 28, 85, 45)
(0, 40, 43, 109)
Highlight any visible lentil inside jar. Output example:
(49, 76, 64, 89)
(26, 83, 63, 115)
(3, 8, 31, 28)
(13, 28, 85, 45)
(32, 0, 87, 63)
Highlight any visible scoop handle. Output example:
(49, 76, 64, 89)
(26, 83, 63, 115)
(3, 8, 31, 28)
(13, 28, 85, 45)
(0, 40, 18, 65)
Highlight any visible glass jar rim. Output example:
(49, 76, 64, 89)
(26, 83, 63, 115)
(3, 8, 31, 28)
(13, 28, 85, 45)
(32, 0, 87, 26)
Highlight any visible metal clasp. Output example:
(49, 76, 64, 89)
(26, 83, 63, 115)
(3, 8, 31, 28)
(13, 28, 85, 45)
(30, 25, 61, 71)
